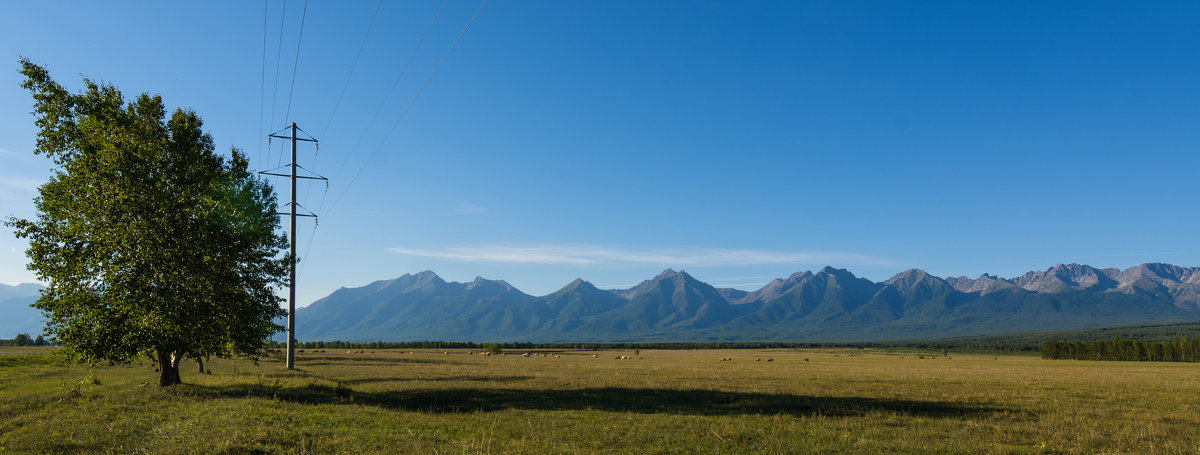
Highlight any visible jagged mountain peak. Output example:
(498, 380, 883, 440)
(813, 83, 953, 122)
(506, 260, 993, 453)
(945, 273, 1015, 294)
(740, 271, 816, 304)
(882, 269, 955, 303)
(466, 276, 517, 293)
(788, 271, 814, 281)
(816, 266, 859, 279)
(885, 269, 934, 286)
(412, 270, 440, 280)
(616, 268, 698, 300)
(1122, 263, 1200, 283)
(385, 270, 446, 293)
(549, 278, 600, 296)
(1014, 263, 1119, 292)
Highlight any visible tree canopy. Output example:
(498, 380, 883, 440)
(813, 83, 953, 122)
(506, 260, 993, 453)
(7, 59, 289, 385)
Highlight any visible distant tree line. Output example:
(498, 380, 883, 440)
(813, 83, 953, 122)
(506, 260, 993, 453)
(1040, 337, 1200, 362)
(274, 339, 1038, 353)
(0, 333, 50, 347)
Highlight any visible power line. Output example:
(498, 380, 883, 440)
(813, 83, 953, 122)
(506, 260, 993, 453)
(296, 0, 486, 287)
(303, 0, 383, 210)
(319, 0, 384, 140)
(325, 0, 449, 189)
(269, 0, 289, 168)
(283, 0, 310, 126)
(326, 0, 489, 219)
(258, 0, 269, 171)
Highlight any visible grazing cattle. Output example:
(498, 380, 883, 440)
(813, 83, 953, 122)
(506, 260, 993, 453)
(467, 351, 472, 355)
(593, 354, 598, 358)
(804, 358, 809, 362)
(522, 353, 530, 357)
(409, 352, 415, 355)
(297, 350, 304, 353)
(555, 355, 560, 359)
(443, 352, 449, 355)
(638, 356, 643, 360)
(767, 358, 774, 362)
(755, 358, 761, 362)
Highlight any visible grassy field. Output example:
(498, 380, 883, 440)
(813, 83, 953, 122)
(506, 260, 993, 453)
(1, 346, 1198, 454)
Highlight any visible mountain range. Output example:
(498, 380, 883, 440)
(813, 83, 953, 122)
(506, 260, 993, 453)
(294, 263, 1200, 342)
(0, 283, 45, 338)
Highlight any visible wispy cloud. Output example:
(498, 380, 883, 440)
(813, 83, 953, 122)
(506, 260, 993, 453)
(711, 282, 774, 288)
(388, 244, 896, 267)
(0, 176, 42, 192)
(454, 201, 486, 215)
(0, 148, 34, 162)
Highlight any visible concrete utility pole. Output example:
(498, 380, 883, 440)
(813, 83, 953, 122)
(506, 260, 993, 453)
(263, 122, 325, 370)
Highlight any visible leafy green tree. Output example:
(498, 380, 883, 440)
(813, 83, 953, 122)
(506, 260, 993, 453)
(13, 333, 32, 347)
(482, 342, 502, 354)
(33, 335, 46, 346)
(7, 59, 289, 386)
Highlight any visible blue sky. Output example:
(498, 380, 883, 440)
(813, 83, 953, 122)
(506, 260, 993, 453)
(2, 1, 1198, 304)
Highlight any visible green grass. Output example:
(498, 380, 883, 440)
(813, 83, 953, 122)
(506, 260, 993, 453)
(2, 346, 1198, 453)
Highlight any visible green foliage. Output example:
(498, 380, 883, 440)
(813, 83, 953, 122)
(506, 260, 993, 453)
(481, 342, 502, 354)
(1041, 337, 1200, 362)
(13, 333, 32, 346)
(6, 59, 288, 385)
(942, 321, 1200, 345)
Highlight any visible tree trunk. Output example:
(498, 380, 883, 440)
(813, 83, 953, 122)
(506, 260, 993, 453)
(157, 349, 182, 386)
(197, 356, 204, 373)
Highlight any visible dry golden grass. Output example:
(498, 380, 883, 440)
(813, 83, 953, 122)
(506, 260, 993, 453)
(1, 346, 1198, 453)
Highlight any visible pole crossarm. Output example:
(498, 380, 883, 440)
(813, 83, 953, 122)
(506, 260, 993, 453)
(268, 124, 318, 142)
(259, 171, 328, 180)
(275, 201, 320, 218)
(263, 122, 328, 371)
(269, 134, 318, 142)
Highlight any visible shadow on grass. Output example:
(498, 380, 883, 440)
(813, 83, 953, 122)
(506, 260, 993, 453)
(338, 375, 535, 386)
(194, 383, 1015, 418)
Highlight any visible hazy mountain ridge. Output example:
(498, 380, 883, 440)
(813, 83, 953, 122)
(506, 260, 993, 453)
(295, 263, 1200, 342)
(0, 283, 45, 338)
(946, 263, 1200, 310)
